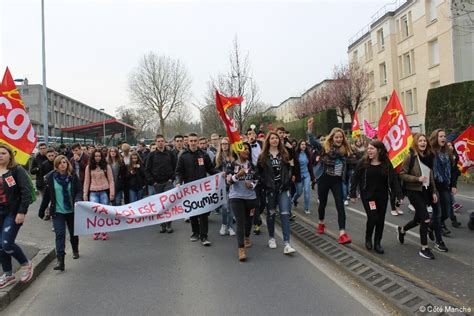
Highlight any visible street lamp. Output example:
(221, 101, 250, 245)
(99, 108, 106, 145)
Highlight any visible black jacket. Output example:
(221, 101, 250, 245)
(43, 172, 82, 217)
(31, 153, 48, 189)
(349, 161, 403, 201)
(37, 160, 54, 191)
(293, 151, 315, 183)
(175, 148, 217, 184)
(145, 149, 177, 184)
(257, 154, 292, 192)
(3, 166, 33, 215)
(126, 166, 146, 190)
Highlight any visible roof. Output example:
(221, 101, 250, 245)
(61, 119, 136, 137)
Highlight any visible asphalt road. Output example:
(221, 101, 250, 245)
(290, 182, 474, 307)
(3, 210, 389, 316)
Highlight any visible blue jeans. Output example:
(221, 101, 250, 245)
(89, 191, 109, 205)
(267, 190, 291, 243)
(113, 190, 123, 206)
(221, 200, 234, 229)
(293, 175, 311, 210)
(147, 185, 155, 196)
(129, 189, 144, 203)
(0, 213, 28, 274)
(52, 213, 78, 256)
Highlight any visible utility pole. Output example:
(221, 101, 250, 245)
(41, 0, 49, 145)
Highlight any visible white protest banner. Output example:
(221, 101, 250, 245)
(74, 173, 226, 235)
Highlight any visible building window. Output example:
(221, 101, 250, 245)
(369, 71, 375, 91)
(404, 89, 417, 114)
(429, 39, 439, 66)
(377, 29, 385, 51)
(426, 0, 437, 23)
(365, 40, 373, 61)
(352, 50, 358, 62)
(400, 12, 412, 39)
(403, 52, 412, 76)
(379, 62, 387, 85)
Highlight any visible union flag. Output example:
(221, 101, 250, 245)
(351, 112, 361, 138)
(453, 126, 474, 174)
(215, 91, 244, 153)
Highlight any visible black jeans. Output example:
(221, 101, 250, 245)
(403, 190, 430, 246)
(253, 184, 266, 226)
(317, 174, 346, 230)
(191, 213, 209, 240)
(230, 198, 257, 248)
(361, 195, 388, 243)
(52, 213, 78, 256)
(154, 181, 174, 229)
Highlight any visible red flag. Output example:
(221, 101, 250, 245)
(453, 126, 474, 174)
(215, 91, 244, 152)
(378, 90, 413, 168)
(0, 67, 37, 164)
(351, 112, 361, 138)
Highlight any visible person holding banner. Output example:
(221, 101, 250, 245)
(258, 132, 296, 254)
(429, 129, 461, 232)
(175, 133, 217, 246)
(215, 137, 236, 236)
(0, 144, 34, 289)
(83, 149, 115, 241)
(316, 127, 353, 245)
(44, 155, 82, 271)
(349, 141, 403, 254)
(227, 142, 258, 261)
(397, 133, 445, 260)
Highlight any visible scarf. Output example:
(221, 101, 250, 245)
(433, 152, 451, 184)
(54, 172, 72, 210)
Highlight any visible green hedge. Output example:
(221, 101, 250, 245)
(282, 109, 338, 140)
(425, 81, 474, 134)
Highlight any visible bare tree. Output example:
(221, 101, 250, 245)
(128, 52, 191, 135)
(451, 0, 474, 34)
(198, 81, 226, 136)
(116, 105, 158, 139)
(168, 103, 193, 136)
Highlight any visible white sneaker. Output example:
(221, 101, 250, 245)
(427, 206, 433, 213)
(219, 224, 227, 236)
(317, 199, 320, 204)
(20, 261, 34, 283)
(228, 227, 236, 236)
(284, 243, 296, 255)
(268, 238, 277, 249)
(391, 210, 398, 216)
(344, 200, 349, 206)
(304, 209, 310, 215)
(408, 204, 415, 213)
(0, 274, 16, 289)
(396, 207, 404, 215)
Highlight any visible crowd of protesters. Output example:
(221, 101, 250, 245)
(0, 119, 470, 288)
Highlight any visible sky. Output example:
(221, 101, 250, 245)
(1, 0, 387, 120)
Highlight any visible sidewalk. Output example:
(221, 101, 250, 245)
(0, 200, 56, 311)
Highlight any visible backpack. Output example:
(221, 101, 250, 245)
(400, 150, 416, 194)
(11, 166, 37, 204)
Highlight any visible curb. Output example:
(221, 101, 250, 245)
(0, 246, 56, 311)
(284, 218, 464, 315)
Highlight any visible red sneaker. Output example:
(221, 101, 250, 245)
(338, 233, 352, 244)
(93, 233, 100, 240)
(101, 233, 108, 240)
(316, 223, 325, 234)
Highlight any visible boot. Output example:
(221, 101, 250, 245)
(238, 248, 246, 261)
(72, 251, 80, 259)
(365, 238, 373, 250)
(452, 217, 461, 228)
(244, 238, 252, 248)
(53, 255, 65, 271)
(374, 242, 384, 254)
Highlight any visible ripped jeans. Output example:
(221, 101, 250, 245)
(266, 189, 291, 243)
(0, 213, 28, 274)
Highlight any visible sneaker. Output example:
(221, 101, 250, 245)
(344, 200, 349, 206)
(190, 234, 199, 242)
(428, 227, 435, 241)
(408, 204, 416, 213)
(184, 218, 190, 223)
(396, 207, 404, 215)
(304, 209, 310, 215)
(284, 243, 296, 255)
(427, 206, 433, 213)
(160, 226, 167, 233)
(391, 210, 398, 216)
(442, 226, 451, 236)
(317, 199, 320, 204)
(201, 238, 212, 246)
(290, 214, 296, 221)
(253, 224, 261, 235)
(20, 262, 34, 283)
(338, 233, 352, 245)
(244, 238, 252, 248)
(166, 227, 174, 233)
(72, 252, 80, 259)
(0, 274, 16, 289)
(452, 218, 461, 228)
(93, 233, 100, 240)
(268, 238, 277, 249)
(43, 215, 51, 221)
(101, 232, 108, 241)
(453, 203, 462, 213)
(434, 241, 448, 252)
(316, 223, 325, 234)
(228, 227, 236, 236)
(419, 248, 435, 260)
(397, 226, 405, 244)
(219, 224, 227, 236)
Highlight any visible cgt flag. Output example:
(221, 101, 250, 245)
(378, 90, 413, 168)
(453, 126, 474, 174)
(0, 68, 37, 164)
(215, 91, 244, 152)
(351, 112, 361, 138)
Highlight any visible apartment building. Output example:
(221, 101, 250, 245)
(17, 84, 114, 138)
(348, 0, 474, 132)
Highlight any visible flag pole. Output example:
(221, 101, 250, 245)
(41, 0, 49, 145)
